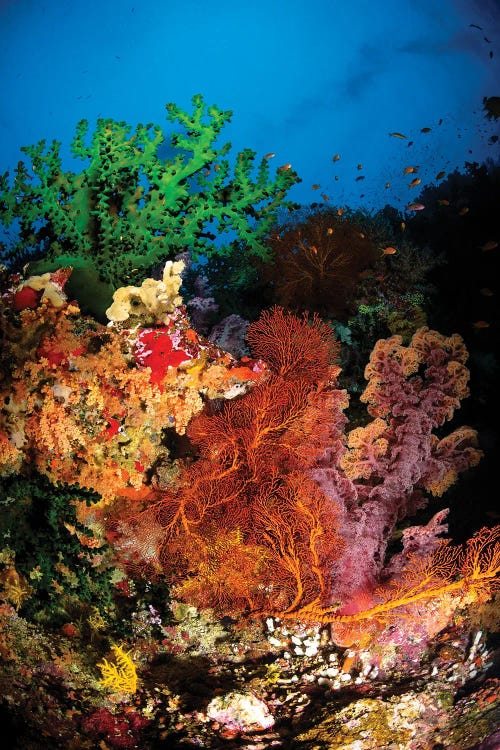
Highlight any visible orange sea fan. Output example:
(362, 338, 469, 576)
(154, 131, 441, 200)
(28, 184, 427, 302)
(277, 525, 500, 637)
(246, 305, 339, 384)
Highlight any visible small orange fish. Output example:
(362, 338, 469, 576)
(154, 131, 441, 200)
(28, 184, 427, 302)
(357, 164, 363, 170)
(385, 182, 391, 188)
(481, 240, 498, 251)
(438, 199, 450, 206)
(264, 152, 275, 160)
(321, 193, 330, 201)
(312, 183, 320, 190)
(409, 177, 422, 188)
(326, 227, 334, 235)
(472, 320, 490, 328)
(278, 163, 292, 172)
(359, 269, 374, 280)
(337, 207, 344, 216)
(406, 202, 425, 211)
(333, 153, 341, 162)
(420, 127, 432, 133)
(403, 166, 419, 174)
(480, 288, 494, 296)
(309, 245, 318, 254)
(359, 232, 366, 239)
(458, 206, 469, 215)
(389, 132, 407, 139)
(436, 171, 446, 180)
(382, 246, 397, 255)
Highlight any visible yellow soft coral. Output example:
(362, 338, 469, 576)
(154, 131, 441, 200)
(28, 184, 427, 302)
(0, 431, 23, 475)
(97, 643, 138, 693)
(341, 417, 389, 480)
(0, 567, 32, 610)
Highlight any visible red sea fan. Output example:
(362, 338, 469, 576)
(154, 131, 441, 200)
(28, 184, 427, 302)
(246, 305, 339, 383)
(114, 307, 346, 615)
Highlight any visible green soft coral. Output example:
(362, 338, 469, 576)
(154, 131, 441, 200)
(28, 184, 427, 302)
(0, 94, 299, 318)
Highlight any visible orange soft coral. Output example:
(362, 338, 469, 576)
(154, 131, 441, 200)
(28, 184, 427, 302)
(0, 287, 266, 501)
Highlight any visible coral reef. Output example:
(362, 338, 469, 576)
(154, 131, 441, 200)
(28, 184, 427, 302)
(0, 141, 499, 749)
(110, 306, 496, 659)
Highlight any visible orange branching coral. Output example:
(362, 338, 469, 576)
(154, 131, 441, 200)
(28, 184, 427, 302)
(250, 471, 343, 613)
(172, 529, 269, 614)
(285, 525, 500, 637)
(370, 525, 499, 622)
(188, 375, 314, 478)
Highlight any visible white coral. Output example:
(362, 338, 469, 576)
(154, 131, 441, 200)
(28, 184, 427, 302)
(106, 260, 185, 325)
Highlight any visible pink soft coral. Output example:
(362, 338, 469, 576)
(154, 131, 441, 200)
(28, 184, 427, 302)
(319, 328, 483, 604)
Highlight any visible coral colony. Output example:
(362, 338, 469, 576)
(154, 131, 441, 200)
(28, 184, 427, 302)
(0, 95, 498, 748)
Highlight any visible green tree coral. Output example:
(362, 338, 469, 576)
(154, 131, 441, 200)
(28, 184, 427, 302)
(0, 94, 299, 318)
(0, 473, 114, 624)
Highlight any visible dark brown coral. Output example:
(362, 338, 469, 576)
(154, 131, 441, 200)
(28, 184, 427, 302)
(260, 208, 379, 318)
